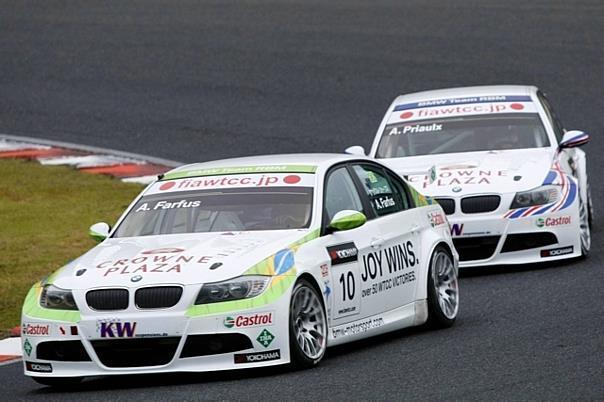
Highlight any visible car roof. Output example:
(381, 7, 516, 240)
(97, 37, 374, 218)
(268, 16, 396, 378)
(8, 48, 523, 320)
(391, 85, 538, 105)
(163, 153, 370, 178)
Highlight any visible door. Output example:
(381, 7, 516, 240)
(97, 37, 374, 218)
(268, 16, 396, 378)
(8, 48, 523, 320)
(320, 166, 380, 325)
(349, 163, 422, 312)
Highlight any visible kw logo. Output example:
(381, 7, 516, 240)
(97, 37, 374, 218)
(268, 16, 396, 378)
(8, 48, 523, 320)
(450, 223, 464, 236)
(100, 322, 137, 338)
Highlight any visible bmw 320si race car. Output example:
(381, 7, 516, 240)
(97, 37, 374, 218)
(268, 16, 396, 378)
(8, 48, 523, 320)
(347, 85, 592, 267)
(22, 154, 459, 386)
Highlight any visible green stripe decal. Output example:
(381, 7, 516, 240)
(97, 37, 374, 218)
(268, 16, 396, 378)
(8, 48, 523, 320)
(22, 283, 81, 323)
(408, 185, 434, 207)
(187, 229, 320, 317)
(163, 165, 317, 180)
(244, 229, 320, 276)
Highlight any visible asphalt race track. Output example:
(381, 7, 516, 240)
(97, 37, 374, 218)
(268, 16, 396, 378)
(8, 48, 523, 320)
(1, 0, 603, 400)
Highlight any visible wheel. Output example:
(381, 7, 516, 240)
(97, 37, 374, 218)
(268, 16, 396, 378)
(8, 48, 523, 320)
(32, 376, 83, 387)
(426, 246, 459, 328)
(587, 182, 594, 229)
(289, 278, 327, 368)
(579, 186, 591, 256)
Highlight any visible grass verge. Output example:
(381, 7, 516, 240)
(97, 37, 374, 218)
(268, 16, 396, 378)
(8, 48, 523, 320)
(0, 158, 142, 334)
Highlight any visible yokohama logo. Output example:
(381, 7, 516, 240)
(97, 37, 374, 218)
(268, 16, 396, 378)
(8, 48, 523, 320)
(234, 349, 281, 364)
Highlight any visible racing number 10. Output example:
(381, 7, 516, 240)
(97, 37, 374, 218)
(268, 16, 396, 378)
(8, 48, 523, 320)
(339, 271, 355, 301)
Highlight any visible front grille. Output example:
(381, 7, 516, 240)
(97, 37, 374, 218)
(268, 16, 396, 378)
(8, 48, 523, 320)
(453, 236, 501, 261)
(37, 341, 91, 361)
(135, 286, 183, 309)
(91, 337, 180, 367)
(435, 198, 455, 215)
(461, 195, 501, 213)
(180, 334, 253, 358)
(86, 289, 129, 311)
(501, 232, 558, 253)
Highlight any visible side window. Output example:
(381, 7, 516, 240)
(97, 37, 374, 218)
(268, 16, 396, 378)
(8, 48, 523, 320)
(324, 167, 364, 223)
(384, 170, 412, 210)
(538, 91, 565, 142)
(351, 165, 403, 217)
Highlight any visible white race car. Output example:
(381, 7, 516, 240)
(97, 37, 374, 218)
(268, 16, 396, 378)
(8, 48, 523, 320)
(347, 85, 592, 267)
(22, 154, 458, 386)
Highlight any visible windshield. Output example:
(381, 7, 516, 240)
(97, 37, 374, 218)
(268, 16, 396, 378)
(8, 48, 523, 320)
(376, 113, 550, 158)
(114, 187, 313, 237)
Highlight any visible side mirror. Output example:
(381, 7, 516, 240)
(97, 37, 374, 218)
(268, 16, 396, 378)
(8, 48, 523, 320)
(328, 210, 367, 232)
(345, 145, 366, 156)
(559, 130, 590, 149)
(89, 222, 111, 243)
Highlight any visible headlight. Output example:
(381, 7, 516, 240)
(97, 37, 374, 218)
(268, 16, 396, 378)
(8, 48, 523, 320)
(40, 285, 78, 310)
(510, 185, 560, 209)
(195, 276, 271, 305)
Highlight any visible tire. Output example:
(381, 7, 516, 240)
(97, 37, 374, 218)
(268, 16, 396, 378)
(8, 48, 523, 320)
(579, 184, 591, 257)
(32, 376, 83, 388)
(289, 278, 327, 369)
(587, 182, 593, 229)
(426, 246, 459, 328)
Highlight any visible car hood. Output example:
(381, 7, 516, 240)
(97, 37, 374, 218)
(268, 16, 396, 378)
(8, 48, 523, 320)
(50, 230, 315, 290)
(381, 148, 556, 197)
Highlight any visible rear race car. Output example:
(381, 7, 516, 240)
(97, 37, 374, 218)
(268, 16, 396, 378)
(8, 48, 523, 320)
(347, 85, 592, 267)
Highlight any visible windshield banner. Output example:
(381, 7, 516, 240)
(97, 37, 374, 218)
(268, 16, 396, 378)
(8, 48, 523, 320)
(147, 173, 315, 195)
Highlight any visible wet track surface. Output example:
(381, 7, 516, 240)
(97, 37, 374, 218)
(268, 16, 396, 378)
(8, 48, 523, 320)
(1, 0, 603, 400)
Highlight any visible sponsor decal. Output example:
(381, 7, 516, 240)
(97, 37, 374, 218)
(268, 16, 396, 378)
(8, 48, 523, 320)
(59, 326, 78, 336)
(440, 164, 478, 171)
(152, 173, 315, 194)
(361, 242, 417, 298)
(536, 216, 571, 227)
(273, 248, 295, 275)
(234, 349, 281, 364)
(394, 95, 532, 111)
(450, 223, 464, 236)
(373, 195, 396, 211)
(98, 239, 265, 277)
(323, 280, 331, 299)
(429, 211, 446, 227)
(320, 263, 329, 277)
(223, 312, 274, 329)
(165, 165, 317, 179)
(332, 317, 385, 339)
(327, 243, 358, 266)
(408, 169, 507, 189)
(209, 262, 223, 270)
(142, 248, 185, 254)
(135, 199, 201, 212)
(23, 339, 32, 356)
(99, 321, 137, 338)
(541, 246, 574, 258)
(387, 123, 443, 136)
(25, 361, 52, 373)
(256, 329, 275, 348)
(391, 96, 535, 122)
(22, 323, 50, 337)
(506, 162, 577, 219)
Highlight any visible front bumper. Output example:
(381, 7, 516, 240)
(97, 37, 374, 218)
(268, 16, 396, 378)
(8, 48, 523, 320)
(22, 291, 292, 377)
(449, 206, 581, 268)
